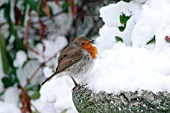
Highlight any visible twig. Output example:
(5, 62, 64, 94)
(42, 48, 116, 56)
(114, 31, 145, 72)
(24, 9, 40, 55)
(23, 53, 58, 88)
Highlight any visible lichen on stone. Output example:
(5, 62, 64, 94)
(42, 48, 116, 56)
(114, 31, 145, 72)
(72, 86, 170, 113)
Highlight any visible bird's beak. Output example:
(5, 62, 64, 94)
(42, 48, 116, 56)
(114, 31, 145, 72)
(90, 39, 95, 43)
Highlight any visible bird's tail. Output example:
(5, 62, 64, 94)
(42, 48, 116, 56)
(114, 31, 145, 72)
(41, 71, 58, 85)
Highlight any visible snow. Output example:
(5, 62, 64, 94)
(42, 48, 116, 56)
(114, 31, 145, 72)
(40, 76, 77, 113)
(0, 102, 20, 113)
(89, 0, 170, 93)
(43, 66, 54, 78)
(13, 51, 27, 68)
(40, 0, 170, 111)
(31, 99, 56, 113)
(3, 85, 19, 105)
(0, 86, 20, 113)
(34, 35, 67, 64)
(87, 42, 170, 93)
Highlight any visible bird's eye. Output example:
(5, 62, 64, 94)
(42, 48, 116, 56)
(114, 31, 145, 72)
(82, 42, 85, 45)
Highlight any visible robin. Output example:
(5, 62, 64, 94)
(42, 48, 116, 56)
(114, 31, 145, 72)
(41, 36, 98, 89)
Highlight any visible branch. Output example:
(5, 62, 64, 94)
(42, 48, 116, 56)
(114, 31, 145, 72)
(23, 53, 58, 88)
(24, 9, 40, 55)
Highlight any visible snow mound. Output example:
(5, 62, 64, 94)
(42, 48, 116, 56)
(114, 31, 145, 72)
(91, 0, 170, 93)
(87, 42, 170, 93)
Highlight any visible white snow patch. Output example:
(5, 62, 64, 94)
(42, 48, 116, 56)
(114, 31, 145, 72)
(43, 66, 54, 78)
(0, 102, 20, 113)
(13, 51, 27, 68)
(40, 76, 77, 113)
(86, 42, 170, 93)
(31, 99, 56, 113)
(3, 85, 19, 105)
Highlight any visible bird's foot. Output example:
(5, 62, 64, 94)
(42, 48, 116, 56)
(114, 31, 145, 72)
(72, 84, 81, 91)
(72, 83, 88, 91)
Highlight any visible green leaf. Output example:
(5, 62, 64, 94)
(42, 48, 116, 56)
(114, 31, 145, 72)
(120, 13, 131, 25)
(4, 2, 13, 28)
(15, 38, 26, 51)
(61, 1, 69, 13)
(119, 13, 131, 32)
(26, 84, 40, 92)
(2, 77, 13, 88)
(26, 0, 38, 11)
(30, 91, 40, 100)
(2, 68, 19, 88)
(118, 26, 125, 32)
(115, 36, 123, 43)
(147, 36, 156, 44)
(26, 0, 53, 17)
(61, 109, 68, 113)
(121, 0, 131, 3)
(0, 32, 9, 74)
(0, 3, 6, 10)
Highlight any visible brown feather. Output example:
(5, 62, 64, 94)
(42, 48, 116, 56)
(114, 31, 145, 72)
(56, 48, 82, 72)
(41, 48, 82, 85)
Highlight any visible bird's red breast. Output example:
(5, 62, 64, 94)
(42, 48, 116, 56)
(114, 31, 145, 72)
(81, 40, 98, 59)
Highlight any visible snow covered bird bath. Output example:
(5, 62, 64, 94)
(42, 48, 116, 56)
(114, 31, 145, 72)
(41, 0, 170, 112)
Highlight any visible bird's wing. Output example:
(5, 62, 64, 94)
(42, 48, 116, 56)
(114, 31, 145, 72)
(56, 48, 82, 73)
(41, 48, 82, 85)
(58, 45, 74, 63)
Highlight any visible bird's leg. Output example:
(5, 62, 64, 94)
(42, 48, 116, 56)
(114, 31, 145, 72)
(71, 76, 80, 90)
